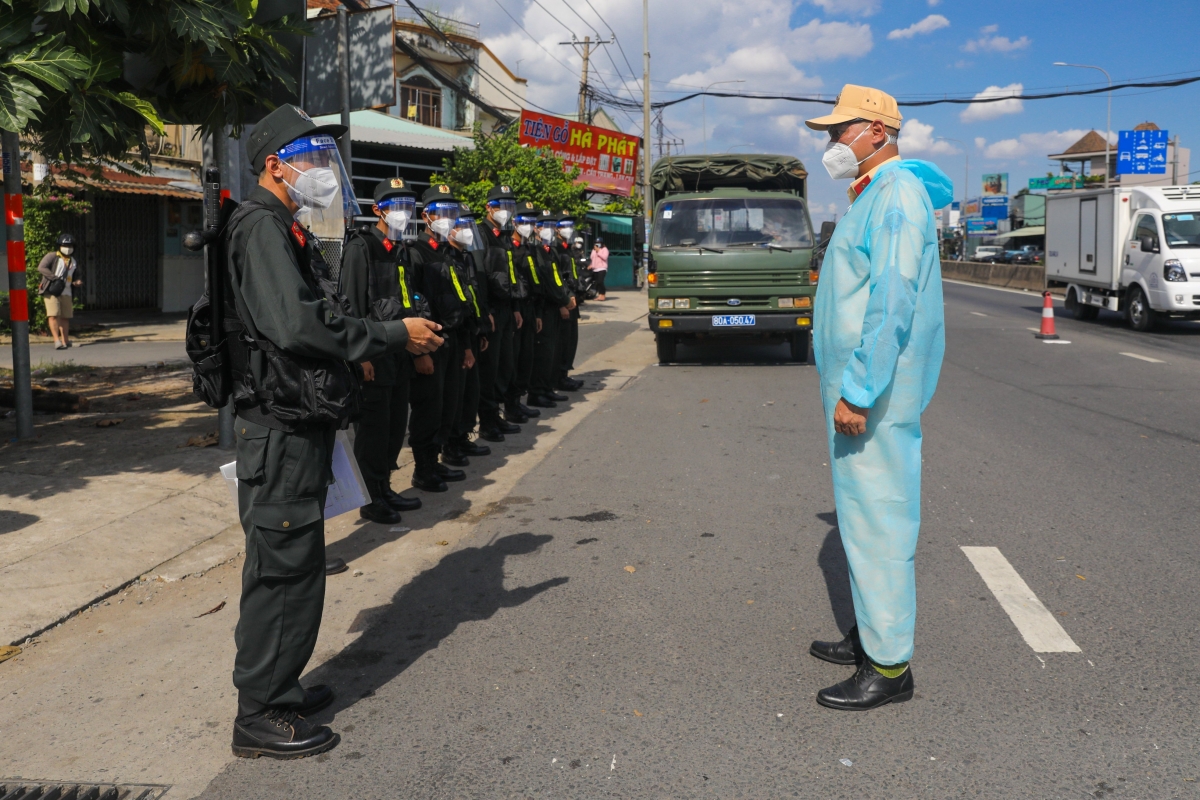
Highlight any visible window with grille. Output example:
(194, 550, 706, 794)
(401, 78, 441, 128)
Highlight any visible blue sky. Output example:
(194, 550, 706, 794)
(469, 0, 1200, 221)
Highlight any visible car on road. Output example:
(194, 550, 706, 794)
(1010, 246, 1043, 264)
(971, 245, 1006, 263)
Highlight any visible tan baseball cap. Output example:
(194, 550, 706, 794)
(805, 84, 902, 131)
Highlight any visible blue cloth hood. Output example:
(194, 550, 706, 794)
(887, 159, 954, 209)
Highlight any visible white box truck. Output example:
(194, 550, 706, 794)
(1046, 186, 1200, 330)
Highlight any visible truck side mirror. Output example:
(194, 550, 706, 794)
(1140, 235, 1158, 253)
(818, 220, 837, 246)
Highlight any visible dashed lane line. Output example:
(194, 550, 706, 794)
(961, 546, 1082, 653)
(1120, 352, 1165, 363)
(970, 311, 989, 317)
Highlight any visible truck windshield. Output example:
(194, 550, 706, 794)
(1162, 213, 1200, 248)
(653, 197, 811, 250)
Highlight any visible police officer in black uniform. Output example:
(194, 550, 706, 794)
(504, 202, 543, 423)
(407, 185, 475, 491)
(448, 210, 492, 464)
(339, 178, 426, 524)
(527, 210, 574, 408)
(225, 105, 442, 759)
(477, 185, 523, 442)
(553, 211, 585, 392)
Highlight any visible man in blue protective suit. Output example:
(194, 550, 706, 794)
(803, 85, 953, 711)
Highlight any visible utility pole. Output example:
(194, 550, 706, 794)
(3, 131, 33, 439)
(560, 35, 613, 124)
(642, 0, 651, 219)
(337, 6, 353, 180)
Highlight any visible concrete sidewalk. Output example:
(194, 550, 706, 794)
(0, 289, 648, 647)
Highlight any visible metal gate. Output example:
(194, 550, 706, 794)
(90, 194, 160, 309)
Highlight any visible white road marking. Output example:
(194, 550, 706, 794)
(970, 311, 989, 317)
(944, 278, 1047, 298)
(961, 546, 1082, 653)
(1120, 352, 1165, 363)
(1026, 327, 1041, 333)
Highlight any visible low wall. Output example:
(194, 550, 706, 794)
(940, 260, 1045, 292)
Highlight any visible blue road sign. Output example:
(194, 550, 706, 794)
(1117, 129, 1169, 175)
(981, 196, 1008, 220)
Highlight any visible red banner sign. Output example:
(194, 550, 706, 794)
(518, 110, 640, 197)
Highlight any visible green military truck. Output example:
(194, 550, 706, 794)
(647, 154, 816, 363)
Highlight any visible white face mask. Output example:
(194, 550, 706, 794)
(429, 217, 454, 238)
(822, 124, 876, 180)
(492, 209, 511, 228)
(516, 223, 534, 239)
(559, 225, 574, 241)
(283, 164, 339, 210)
(59, 246, 74, 256)
(384, 210, 410, 240)
(539, 227, 555, 243)
(452, 227, 474, 248)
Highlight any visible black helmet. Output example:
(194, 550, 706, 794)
(57, 233, 75, 247)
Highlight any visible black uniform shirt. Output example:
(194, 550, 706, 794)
(340, 225, 408, 385)
(226, 186, 409, 401)
(409, 236, 473, 332)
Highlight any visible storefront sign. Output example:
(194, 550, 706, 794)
(518, 110, 641, 196)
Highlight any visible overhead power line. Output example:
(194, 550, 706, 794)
(588, 73, 1200, 112)
(488, 0, 576, 76)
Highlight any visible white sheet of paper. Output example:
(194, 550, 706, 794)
(218, 429, 367, 520)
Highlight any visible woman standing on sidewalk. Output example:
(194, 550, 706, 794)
(589, 238, 609, 301)
(37, 233, 82, 350)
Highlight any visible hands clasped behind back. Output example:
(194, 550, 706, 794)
(404, 317, 444, 354)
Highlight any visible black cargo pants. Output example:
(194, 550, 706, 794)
(508, 299, 536, 404)
(437, 331, 468, 447)
(530, 302, 562, 397)
(454, 331, 483, 440)
(354, 381, 396, 502)
(408, 343, 449, 468)
(233, 417, 334, 714)
(480, 302, 512, 421)
(386, 356, 412, 471)
(555, 304, 580, 385)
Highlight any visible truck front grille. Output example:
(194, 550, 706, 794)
(659, 270, 807, 289)
(695, 296, 774, 310)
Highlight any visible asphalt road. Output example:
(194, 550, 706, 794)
(196, 280, 1200, 798)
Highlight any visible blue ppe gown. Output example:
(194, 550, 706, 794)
(813, 159, 953, 666)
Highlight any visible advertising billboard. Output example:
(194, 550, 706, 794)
(518, 110, 641, 197)
(962, 197, 982, 217)
(966, 218, 997, 235)
(981, 195, 1008, 220)
(982, 173, 1008, 196)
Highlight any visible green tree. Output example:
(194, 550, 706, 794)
(600, 194, 642, 215)
(434, 126, 589, 217)
(0, 0, 305, 165)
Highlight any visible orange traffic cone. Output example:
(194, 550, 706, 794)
(1034, 291, 1059, 339)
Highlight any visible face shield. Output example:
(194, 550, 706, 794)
(514, 214, 538, 241)
(450, 216, 477, 249)
(378, 195, 416, 240)
(276, 134, 356, 240)
(537, 220, 557, 243)
(487, 199, 516, 229)
(424, 201, 459, 241)
(557, 218, 576, 242)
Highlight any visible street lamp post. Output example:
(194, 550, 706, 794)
(937, 137, 968, 258)
(702, 80, 744, 154)
(1054, 62, 1112, 188)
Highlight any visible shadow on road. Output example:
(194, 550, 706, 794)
(816, 511, 856, 635)
(307, 532, 568, 719)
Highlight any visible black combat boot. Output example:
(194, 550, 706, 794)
(359, 499, 401, 525)
(526, 394, 557, 408)
(383, 487, 422, 511)
(516, 401, 540, 418)
(479, 417, 506, 442)
(434, 461, 466, 482)
(504, 402, 529, 423)
(232, 707, 339, 759)
(556, 376, 584, 391)
(547, 390, 569, 402)
(412, 451, 447, 493)
(325, 557, 348, 576)
(456, 435, 491, 457)
(441, 443, 469, 467)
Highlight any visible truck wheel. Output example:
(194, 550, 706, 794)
(1126, 285, 1156, 332)
(1065, 287, 1100, 321)
(790, 331, 810, 363)
(656, 333, 677, 363)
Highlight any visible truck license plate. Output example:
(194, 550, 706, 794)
(712, 314, 756, 327)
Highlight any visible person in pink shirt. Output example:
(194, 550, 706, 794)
(589, 238, 609, 300)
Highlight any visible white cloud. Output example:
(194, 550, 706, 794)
(888, 14, 950, 40)
(962, 25, 1031, 53)
(927, 0, 942, 5)
(974, 130, 1092, 160)
(810, 0, 880, 17)
(898, 118, 960, 155)
(789, 19, 874, 62)
(959, 83, 1024, 122)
